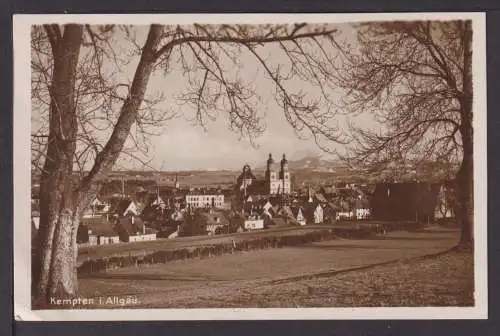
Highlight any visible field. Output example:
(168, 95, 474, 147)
(78, 225, 336, 262)
(76, 226, 473, 308)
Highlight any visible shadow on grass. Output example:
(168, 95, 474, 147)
(293, 244, 422, 251)
(369, 235, 450, 241)
(405, 228, 460, 234)
(79, 272, 225, 282)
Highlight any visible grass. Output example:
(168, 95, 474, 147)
(77, 221, 417, 263)
(77, 224, 338, 262)
(74, 226, 473, 308)
(187, 249, 474, 308)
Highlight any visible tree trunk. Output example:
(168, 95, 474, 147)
(457, 132, 474, 248)
(456, 20, 474, 249)
(33, 24, 84, 307)
(33, 24, 164, 307)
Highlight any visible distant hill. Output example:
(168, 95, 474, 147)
(31, 155, 458, 193)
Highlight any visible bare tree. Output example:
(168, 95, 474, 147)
(31, 23, 348, 306)
(332, 21, 473, 247)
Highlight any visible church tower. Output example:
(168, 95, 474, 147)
(265, 153, 277, 180)
(266, 153, 279, 194)
(280, 153, 291, 194)
(174, 173, 180, 190)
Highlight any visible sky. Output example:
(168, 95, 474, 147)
(32, 23, 370, 172)
(115, 24, 361, 171)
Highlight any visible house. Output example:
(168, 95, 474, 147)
(291, 207, 306, 226)
(303, 203, 322, 224)
(114, 216, 157, 243)
(109, 199, 139, 217)
(314, 192, 329, 204)
(355, 208, 371, 220)
(90, 197, 110, 212)
(188, 209, 229, 235)
(263, 200, 273, 212)
(322, 202, 339, 223)
(334, 197, 355, 220)
(185, 189, 225, 209)
(244, 215, 264, 230)
(98, 236, 120, 245)
(78, 217, 120, 246)
(336, 211, 355, 220)
(150, 193, 166, 210)
(311, 203, 324, 224)
(354, 197, 371, 220)
(128, 230, 157, 243)
(277, 205, 294, 220)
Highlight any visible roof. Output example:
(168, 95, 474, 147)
(169, 209, 185, 222)
(81, 217, 116, 236)
(315, 193, 328, 203)
(245, 179, 267, 195)
(193, 210, 229, 227)
(278, 206, 294, 218)
(354, 198, 370, 209)
(325, 201, 341, 212)
(186, 188, 224, 195)
(115, 216, 145, 235)
(145, 227, 157, 234)
(337, 188, 359, 198)
(290, 206, 304, 218)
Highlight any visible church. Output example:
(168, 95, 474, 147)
(236, 153, 292, 197)
(266, 153, 291, 195)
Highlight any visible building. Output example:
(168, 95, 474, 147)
(188, 209, 229, 235)
(266, 153, 291, 195)
(114, 216, 157, 243)
(336, 211, 355, 220)
(109, 199, 139, 217)
(355, 208, 371, 220)
(150, 190, 166, 210)
(354, 197, 371, 220)
(83, 197, 111, 218)
(77, 217, 120, 246)
(236, 153, 293, 201)
(244, 215, 265, 230)
(310, 203, 324, 224)
(185, 190, 225, 209)
(291, 207, 306, 226)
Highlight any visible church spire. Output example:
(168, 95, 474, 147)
(174, 173, 179, 189)
(267, 153, 274, 165)
(280, 153, 289, 171)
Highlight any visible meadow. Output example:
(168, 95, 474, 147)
(77, 226, 472, 308)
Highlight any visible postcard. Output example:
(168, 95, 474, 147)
(13, 12, 487, 321)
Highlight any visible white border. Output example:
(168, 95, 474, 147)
(13, 12, 488, 321)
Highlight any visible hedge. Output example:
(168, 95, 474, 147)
(77, 221, 421, 275)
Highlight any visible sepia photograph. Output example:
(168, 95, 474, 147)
(13, 13, 487, 320)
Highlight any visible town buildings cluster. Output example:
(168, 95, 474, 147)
(31, 153, 455, 247)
